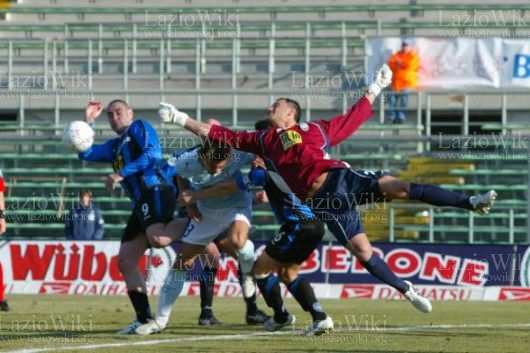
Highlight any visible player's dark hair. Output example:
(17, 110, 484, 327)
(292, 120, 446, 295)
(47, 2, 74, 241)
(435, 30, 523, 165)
(107, 99, 129, 110)
(278, 97, 301, 122)
(199, 139, 231, 162)
(254, 119, 271, 131)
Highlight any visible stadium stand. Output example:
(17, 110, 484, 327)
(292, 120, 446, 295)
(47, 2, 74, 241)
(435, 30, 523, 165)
(0, 0, 528, 243)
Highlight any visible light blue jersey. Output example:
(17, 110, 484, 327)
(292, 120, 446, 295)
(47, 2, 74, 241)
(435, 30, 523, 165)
(168, 147, 255, 210)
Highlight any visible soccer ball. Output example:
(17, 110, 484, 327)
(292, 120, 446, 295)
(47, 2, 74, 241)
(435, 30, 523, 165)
(64, 120, 94, 152)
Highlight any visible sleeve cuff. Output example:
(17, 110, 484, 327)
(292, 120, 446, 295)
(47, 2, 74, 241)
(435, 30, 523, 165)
(248, 168, 267, 186)
(208, 124, 227, 140)
(235, 173, 249, 191)
(208, 124, 219, 139)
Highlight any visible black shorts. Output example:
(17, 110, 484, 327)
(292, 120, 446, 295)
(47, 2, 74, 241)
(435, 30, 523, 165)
(122, 212, 144, 243)
(310, 168, 389, 245)
(265, 220, 325, 264)
(121, 184, 176, 243)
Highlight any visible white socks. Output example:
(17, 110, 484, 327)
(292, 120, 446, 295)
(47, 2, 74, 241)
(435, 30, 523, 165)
(236, 240, 256, 298)
(236, 239, 255, 275)
(156, 269, 186, 327)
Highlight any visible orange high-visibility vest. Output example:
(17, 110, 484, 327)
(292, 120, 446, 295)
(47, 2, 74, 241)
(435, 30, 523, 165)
(387, 50, 420, 91)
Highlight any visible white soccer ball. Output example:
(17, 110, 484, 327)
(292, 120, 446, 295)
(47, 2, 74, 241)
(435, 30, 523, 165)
(64, 120, 94, 152)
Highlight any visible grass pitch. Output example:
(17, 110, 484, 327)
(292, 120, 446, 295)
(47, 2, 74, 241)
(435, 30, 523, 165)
(0, 295, 529, 353)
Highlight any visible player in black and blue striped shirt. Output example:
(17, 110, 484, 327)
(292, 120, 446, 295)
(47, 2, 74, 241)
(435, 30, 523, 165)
(243, 165, 334, 336)
(78, 100, 183, 334)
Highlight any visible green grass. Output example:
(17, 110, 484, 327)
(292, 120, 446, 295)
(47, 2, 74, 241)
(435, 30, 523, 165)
(0, 295, 529, 353)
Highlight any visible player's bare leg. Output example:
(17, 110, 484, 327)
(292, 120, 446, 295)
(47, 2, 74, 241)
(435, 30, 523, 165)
(377, 175, 497, 214)
(216, 220, 269, 324)
(224, 220, 254, 279)
(218, 220, 254, 289)
(117, 233, 152, 334)
(145, 217, 189, 248)
(346, 232, 432, 313)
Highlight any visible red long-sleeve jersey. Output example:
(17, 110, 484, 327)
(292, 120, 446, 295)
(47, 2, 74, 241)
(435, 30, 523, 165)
(208, 96, 373, 200)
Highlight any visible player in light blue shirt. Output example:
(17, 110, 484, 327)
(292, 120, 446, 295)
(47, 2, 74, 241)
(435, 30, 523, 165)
(136, 139, 268, 335)
(170, 147, 255, 211)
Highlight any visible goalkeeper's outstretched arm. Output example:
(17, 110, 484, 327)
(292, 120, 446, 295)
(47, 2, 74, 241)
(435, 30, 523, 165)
(157, 63, 391, 144)
(184, 118, 212, 138)
(158, 103, 261, 154)
(158, 103, 211, 138)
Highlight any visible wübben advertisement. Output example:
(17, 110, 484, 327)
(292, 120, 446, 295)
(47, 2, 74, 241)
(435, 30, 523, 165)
(1, 240, 529, 301)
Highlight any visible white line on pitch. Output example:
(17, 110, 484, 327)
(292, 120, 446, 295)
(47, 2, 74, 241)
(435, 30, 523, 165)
(3, 323, 530, 353)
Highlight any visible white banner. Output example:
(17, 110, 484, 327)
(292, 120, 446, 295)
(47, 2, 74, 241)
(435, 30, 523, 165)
(502, 39, 530, 87)
(366, 37, 530, 90)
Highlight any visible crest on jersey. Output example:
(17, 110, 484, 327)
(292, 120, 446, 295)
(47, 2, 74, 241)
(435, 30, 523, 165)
(279, 130, 302, 150)
(113, 155, 124, 172)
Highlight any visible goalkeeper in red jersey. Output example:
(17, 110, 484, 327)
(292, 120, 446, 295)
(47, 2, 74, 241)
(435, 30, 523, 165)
(157, 64, 497, 314)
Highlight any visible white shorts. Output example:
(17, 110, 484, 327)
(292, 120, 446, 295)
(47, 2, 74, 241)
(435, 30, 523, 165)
(181, 206, 252, 246)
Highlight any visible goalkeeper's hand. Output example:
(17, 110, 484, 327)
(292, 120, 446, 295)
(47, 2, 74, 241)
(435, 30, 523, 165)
(368, 64, 393, 97)
(158, 102, 190, 126)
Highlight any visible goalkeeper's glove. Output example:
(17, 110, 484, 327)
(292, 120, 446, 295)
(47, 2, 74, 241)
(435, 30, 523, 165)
(158, 102, 190, 126)
(368, 64, 393, 97)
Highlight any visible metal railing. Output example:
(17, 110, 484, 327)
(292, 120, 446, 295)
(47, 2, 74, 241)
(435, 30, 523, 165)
(2, 3, 530, 15)
(0, 132, 528, 243)
(2, 37, 530, 135)
(387, 203, 525, 244)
